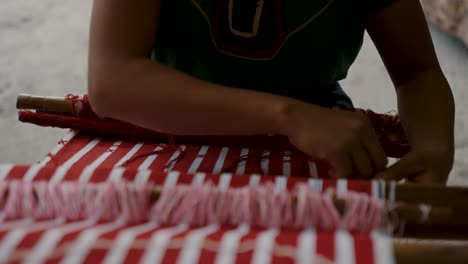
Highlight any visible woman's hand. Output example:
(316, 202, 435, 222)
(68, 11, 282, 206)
(378, 150, 453, 184)
(279, 101, 388, 179)
(367, 0, 455, 185)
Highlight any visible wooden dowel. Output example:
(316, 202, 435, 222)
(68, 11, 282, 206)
(392, 204, 468, 240)
(394, 241, 468, 264)
(394, 183, 468, 209)
(16, 94, 74, 114)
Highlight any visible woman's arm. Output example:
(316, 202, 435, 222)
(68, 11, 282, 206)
(87, 0, 295, 136)
(366, 0, 455, 182)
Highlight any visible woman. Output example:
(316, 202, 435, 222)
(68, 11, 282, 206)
(87, 0, 454, 183)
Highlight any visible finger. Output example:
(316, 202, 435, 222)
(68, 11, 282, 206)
(329, 150, 354, 179)
(359, 118, 388, 172)
(364, 132, 388, 171)
(350, 142, 374, 178)
(377, 154, 425, 182)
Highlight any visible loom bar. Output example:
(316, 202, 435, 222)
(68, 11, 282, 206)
(16, 94, 74, 114)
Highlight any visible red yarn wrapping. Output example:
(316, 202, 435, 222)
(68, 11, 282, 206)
(19, 110, 293, 149)
(18, 110, 410, 158)
(65, 94, 100, 119)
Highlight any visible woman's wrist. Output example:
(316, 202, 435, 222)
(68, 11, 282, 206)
(263, 96, 292, 137)
(268, 97, 322, 138)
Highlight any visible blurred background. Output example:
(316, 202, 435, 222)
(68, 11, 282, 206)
(1, 0, 467, 185)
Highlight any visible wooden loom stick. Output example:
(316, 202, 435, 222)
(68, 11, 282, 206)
(394, 241, 468, 264)
(17, 94, 74, 114)
(393, 183, 468, 209)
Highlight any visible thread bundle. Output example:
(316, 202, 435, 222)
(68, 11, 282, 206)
(0, 181, 389, 232)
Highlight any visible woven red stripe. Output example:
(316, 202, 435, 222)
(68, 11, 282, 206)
(1, 224, 383, 263)
(197, 146, 223, 173)
(234, 229, 262, 263)
(25, 132, 332, 178)
(354, 232, 375, 264)
(243, 148, 262, 174)
(272, 230, 298, 264)
(46, 133, 95, 167)
(122, 226, 162, 263)
(171, 145, 202, 172)
(268, 150, 284, 176)
(197, 228, 236, 263)
(5, 165, 29, 180)
(83, 225, 135, 263)
(93, 141, 136, 170)
(61, 140, 114, 181)
(221, 148, 243, 174)
(291, 150, 309, 178)
(316, 232, 336, 262)
(159, 229, 192, 263)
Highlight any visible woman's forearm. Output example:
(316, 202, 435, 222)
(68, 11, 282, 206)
(86, 0, 325, 137)
(88, 59, 306, 136)
(396, 69, 455, 154)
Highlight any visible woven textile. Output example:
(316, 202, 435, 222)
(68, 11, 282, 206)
(0, 131, 395, 263)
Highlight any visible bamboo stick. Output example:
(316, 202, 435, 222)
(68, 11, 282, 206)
(16, 94, 74, 114)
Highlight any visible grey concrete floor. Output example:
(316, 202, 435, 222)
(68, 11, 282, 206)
(1, 0, 467, 185)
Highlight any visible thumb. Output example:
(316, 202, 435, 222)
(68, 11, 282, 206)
(377, 154, 425, 182)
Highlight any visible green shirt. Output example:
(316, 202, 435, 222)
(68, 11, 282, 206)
(152, 0, 394, 106)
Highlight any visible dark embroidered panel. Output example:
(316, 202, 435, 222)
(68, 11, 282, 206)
(211, 0, 286, 59)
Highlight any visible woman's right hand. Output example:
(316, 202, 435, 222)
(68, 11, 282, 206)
(279, 100, 388, 179)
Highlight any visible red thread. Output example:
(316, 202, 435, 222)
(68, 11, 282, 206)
(167, 135, 175, 145)
(65, 94, 100, 119)
(164, 146, 187, 170)
(57, 139, 68, 145)
(64, 94, 81, 117)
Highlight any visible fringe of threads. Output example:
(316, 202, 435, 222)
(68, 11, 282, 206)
(0, 180, 390, 232)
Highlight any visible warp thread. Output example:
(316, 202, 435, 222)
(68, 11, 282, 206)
(0, 180, 392, 232)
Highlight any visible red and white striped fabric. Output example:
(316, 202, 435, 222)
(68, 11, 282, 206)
(9, 130, 331, 181)
(0, 131, 395, 263)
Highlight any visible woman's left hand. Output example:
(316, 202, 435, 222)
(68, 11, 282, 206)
(377, 150, 454, 184)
